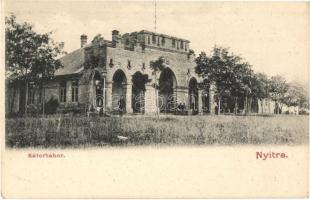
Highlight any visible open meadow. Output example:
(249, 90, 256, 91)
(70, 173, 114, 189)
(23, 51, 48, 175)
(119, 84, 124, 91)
(5, 115, 309, 148)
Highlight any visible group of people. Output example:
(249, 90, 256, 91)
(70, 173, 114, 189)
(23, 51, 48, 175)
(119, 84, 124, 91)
(90, 97, 201, 116)
(176, 102, 187, 115)
(116, 96, 126, 116)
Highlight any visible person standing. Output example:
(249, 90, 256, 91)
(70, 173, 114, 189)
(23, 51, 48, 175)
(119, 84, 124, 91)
(118, 96, 125, 116)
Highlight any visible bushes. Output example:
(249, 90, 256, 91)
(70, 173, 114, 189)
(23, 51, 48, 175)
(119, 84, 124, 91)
(299, 109, 309, 115)
(57, 102, 87, 114)
(27, 104, 41, 117)
(5, 115, 309, 148)
(45, 97, 59, 114)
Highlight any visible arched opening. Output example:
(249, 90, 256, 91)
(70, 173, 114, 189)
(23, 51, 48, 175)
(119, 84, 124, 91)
(188, 77, 199, 115)
(93, 71, 104, 108)
(158, 67, 177, 113)
(202, 89, 210, 114)
(132, 71, 148, 113)
(112, 69, 127, 112)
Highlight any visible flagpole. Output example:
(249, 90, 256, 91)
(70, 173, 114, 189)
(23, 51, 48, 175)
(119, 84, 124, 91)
(154, 0, 157, 33)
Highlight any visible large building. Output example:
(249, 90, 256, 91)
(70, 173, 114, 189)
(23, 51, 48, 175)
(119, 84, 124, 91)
(6, 30, 216, 115)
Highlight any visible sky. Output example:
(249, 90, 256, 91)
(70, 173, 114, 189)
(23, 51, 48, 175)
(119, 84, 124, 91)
(5, 1, 310, 84)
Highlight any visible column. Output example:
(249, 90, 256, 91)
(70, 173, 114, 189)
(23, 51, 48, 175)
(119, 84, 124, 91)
(144, 84, 157, 114)
(125, 83, 133, 114)
(209, 83, 216, 115)
(198, 89, 203, 115)
(66, 81, 72, 103)
(176, 87, 188, 106)
(89, 79, 95, 105)
(105, 81, 113, 112)
(175, 86, 188, 114)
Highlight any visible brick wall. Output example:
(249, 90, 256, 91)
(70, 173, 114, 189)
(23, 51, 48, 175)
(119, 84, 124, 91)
(104, 42, 204, 113)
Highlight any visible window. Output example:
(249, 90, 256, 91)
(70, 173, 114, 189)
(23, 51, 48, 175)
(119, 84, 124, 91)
(161, 37, 165, 46)
(180, 41, 184, 49)
(127, 60, 132, 69)
(109, 58, 114, 67)
(177, 41, 179, 49)
(172, 39, 176, 48)
(152, 34, 156, 44)
(185, 42, 187, 51)
(71, 81, 78, 102)
(148, 36, 150, 44)
(157, 37, 160, 46)
(60, 81, 66, 102)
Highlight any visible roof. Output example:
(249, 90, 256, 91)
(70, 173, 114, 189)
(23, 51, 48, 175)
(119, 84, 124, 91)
(55, 47, 85, 76)
(54, 29, 190, 77)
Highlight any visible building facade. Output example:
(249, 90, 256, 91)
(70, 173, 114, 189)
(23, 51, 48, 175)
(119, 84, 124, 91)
(6, 30, 216, 115)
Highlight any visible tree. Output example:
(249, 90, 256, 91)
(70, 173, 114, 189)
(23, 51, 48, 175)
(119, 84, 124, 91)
(283, 82, 309, 111)
(230, 62, 254, 114)
(269, 75, 289, 114)
(150, 57, 167, 118)
(5, 14, 65, 115)
(250, 73, 269, 113)
(195, 46, 253, 114)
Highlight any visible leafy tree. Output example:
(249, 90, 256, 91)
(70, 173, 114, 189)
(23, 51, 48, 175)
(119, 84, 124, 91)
(250, 72, 269, 113)
(150, 57, 167, 117)
(195, 46, 308, 116)
(283, 82, 309, 110)
(252, 73, 269, 99)
(91, 34, 105, 44)
(5, 14, 65, 115)
(269, 75, 289, 114)
(187, 49, 195, 59)
(195, 46, 253, 114)
(231, 62, 253, 114)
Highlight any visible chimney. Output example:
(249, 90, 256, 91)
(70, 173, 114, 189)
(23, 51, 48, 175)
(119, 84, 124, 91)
(80, 34, 87, 48)
(112, 30, 119, 36)
(112, 30, 121, 43)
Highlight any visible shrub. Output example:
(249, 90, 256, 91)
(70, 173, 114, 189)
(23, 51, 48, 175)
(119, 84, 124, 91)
(45, 97, 59, 114)
(26, 104, 41, 117)
(299, 109, 309, 115)
(57, 102, 87, 114)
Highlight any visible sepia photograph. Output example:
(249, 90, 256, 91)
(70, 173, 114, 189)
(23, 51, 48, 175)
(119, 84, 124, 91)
(1, 0, 309, 198)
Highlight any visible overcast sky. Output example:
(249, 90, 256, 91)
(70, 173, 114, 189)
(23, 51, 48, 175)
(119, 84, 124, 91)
(5, 1, 310, 84)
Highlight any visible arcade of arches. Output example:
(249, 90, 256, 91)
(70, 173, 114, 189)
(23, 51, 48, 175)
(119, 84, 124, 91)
(106, 68, 212, 115)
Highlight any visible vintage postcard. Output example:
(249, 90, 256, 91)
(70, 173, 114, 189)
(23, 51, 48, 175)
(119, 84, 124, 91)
(1, 1, 309, 198)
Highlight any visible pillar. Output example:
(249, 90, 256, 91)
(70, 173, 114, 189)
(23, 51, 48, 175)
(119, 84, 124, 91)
(66, 81, 72, 103)
(174, 86, 188, 114)
(198, 89, 203, 115)
(144, 84, 157, 114)
(209, 83, 216, 115)
(89, 79, 95, 105)
(176, 87, 188, 106)
(105, 81, 113, 112)
(125, 83, 133, 114)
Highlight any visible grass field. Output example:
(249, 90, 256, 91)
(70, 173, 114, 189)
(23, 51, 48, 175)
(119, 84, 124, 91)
(5, 115, 309, 148)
